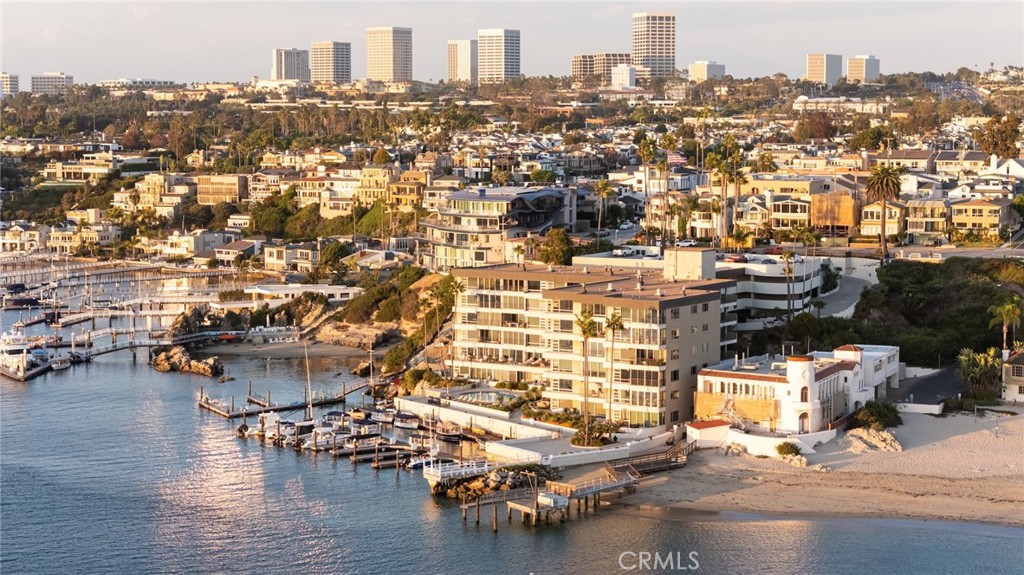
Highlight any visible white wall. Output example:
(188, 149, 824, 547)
(686, 424, 729, 449)
(895, 402, 943, 415)
(395, 397, 550, 439)
(722, 427, 836, 456)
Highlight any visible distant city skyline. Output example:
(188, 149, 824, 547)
(2, 2, 1022, 86)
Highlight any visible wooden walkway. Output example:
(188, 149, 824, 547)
(198, 380, 368, 419)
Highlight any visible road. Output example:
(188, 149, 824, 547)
(892, 367, 966, 405)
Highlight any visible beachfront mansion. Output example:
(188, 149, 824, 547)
(695, 344, 900, 434)
(451, 249, 734, 428)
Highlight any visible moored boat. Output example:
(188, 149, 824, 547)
(394, 412, 420, 430)
(435, 422, 463, 443)
(50, 354, 71, 371)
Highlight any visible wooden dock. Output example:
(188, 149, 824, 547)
(198, 380, 366, 419)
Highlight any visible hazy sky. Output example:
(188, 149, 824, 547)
(2, 1, 1022, 85)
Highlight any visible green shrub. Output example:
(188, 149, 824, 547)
(852, 401, 902, 431)
(776, 442, 802, 456)
(375, 295, 402, 322)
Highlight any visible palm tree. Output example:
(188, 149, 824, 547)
(657, 158, 670, 247)
(989, 297, 1023, 351)
(781, 249, 796, 321)
(448, 279, 465, 379)
(704, 152, 727, 242)
(731, 227, 751, 253)
(594, 178, 613, 232)
(575, 309, 600, 444)
(604, 312, 624, 423)
(512, 244, 525, 269)
(638, 138, 658, 246)
(811, 299, 826, 319)
(865, 163, 908, 260)
(728, 157, 748, 236)
(678, 194, 700, 240)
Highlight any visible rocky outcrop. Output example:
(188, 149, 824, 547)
(439, 466, 561, 500)
(843, 427, 902, 453)
(151, 346, 224, 377)
(314, 322, 396, 350)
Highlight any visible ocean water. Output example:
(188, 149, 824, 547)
(2, 336, 1022, 574)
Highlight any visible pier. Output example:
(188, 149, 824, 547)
(197, 380, 367, 419)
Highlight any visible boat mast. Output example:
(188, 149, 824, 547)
(304, 342, 313, 421)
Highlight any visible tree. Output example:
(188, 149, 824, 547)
(988, 296, 1022, 351)
(865, 163, 908, 260)
(637, 138, 658, 245)
(793, 112, 837, 141)
(781, 249, 796, 320)
(754, 152, 778, 173)
(491, 169, 511, 186)
(956, 347, 1003, 395)
(447, 279, 465, 379)
(537, 228, 573, 265)
(678, 194, 700, 239)
(594, 178, 613, 232)
(512, 244, 525, 269)
(530, 169, 557, 184)
(604, 312, 624, 423)
(575, 309, 600, 445)
(977, 114, 1022, 159)
(371, 148, 391, 165)
(849, 126, 896, 152)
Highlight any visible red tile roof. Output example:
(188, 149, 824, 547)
(688, 420, 731, 430)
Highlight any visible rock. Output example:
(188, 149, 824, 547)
(844, 427, 902, 453)
(149, 346, 224, 378)
(467, 480, 486, 492)
(782, 454, 808, 467)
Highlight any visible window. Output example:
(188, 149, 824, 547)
(671, 350, 679, 360)
(671, 329, 680, 339)
(1013, 365, 1024, 378)
(691, 366, 697, 375)
(691, 326, 698, 334)
(671, 410, 679, 422)
(702, 323, 709, 332)
(702, 303, 709, 312)
(691, 305, 698, 313)
(1019, 386, 1024, 395)
(671, 369, 679, 382)
(671, 308, 680, 320)
(670, 391, 681, 400)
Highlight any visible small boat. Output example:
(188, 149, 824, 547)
(50, 355, 71, 371)
(343, 432, 384, 449)
(435, 422, 463, 443)
(369, 408, 395, 424)
(394, 412, 420, 430)
(349, 418, 381, 435)
(323, 410, 346, 424)
(347, 407, 369, 420)
(300, 426, 343, 451)
(408, 433, 436, 452)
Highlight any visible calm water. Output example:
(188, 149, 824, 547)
(2, 326, 1022, 573)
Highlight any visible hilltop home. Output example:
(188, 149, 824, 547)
(1001, 352, 1024, 402)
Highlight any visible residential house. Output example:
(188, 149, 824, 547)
(0, 223, 50, 252)
(950, 198, 1018, 239)
(934, 150, 989, 175)
(869, 150, 936, 173)
(263, 241, 321, 272)
(357, 164, 401, 203)
(214, 239, 261, 267)
(859, 201, 907, 238)
(248, 169, 300, 205)
(196, 175, 248, 206)
(1001, 352, 1024, 402)
(905, 198, 956, 244)
(47, 224, 121, 254)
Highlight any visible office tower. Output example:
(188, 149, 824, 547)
(366, 27, 413, 82)
(594, 53, 632, 82)
(847, 55, 880, 83)
(688, 60, 726, 82)
(30, 72, 74, 96)
(571, 54, 595, 78)
(271, 48, 310, 81)
(447, 39, 478, 83)
(477, 29, 521, 84)
(310, 41, 352, 84)
(805, 53, 843, 86)
(1, 72, 18, 96)
(631, 12, 676, 78)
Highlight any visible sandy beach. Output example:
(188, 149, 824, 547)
(616, 408, 1024, 527)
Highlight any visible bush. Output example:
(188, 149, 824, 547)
(942, 390, 1000, 412)
(375, 295, 402, 323)
(852, 401, 902, 431)
(776, 442, 802, 456)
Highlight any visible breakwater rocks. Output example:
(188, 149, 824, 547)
(151, 346, 225, 377)
(439, 466, 561, 499)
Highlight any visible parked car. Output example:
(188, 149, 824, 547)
(674, 239, 698, 247)
(619, 222, 633, 230)
(723, 254, 748, 263)
(594, 229, 611, 237)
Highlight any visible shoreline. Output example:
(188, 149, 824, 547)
(613, 410, 1024, 529)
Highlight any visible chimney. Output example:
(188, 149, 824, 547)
(733, 354, 739, 370)
(656, 288, 663, 296)
(607, 282, 614, 292)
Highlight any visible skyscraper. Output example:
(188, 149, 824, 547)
(631, 12, 676, 79)
(310, 41, 352, 84)
(477, 29, 520, 84)
(688, 60, 726, 82)
(366, 27, 413, 82)
(271, 49, 310, 82)
(447, 39, 478, 84)
(847, 55, 880, 84)
(1, 72, 19, 97)
(805, 53, 843, 86)
(571, 54, 595, 78)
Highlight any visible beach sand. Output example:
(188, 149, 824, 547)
(615, 408, 1024, 527)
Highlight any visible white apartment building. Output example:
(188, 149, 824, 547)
(610, 64, 636, 89)
(271, 49, 310, 82)
(447, 39, 479, 84)
(451, 258, 733, 428)
(688, 60, 725, 82)
(310, 41, 352, 84)
(805, 53, 843, 86)
(417, 186, 575, 272)
(696, 344, 899, 434)
(366, 27, 413, 82)
(477, 29, 520, 84)
(847, 55, 880, 84)
(98, 78, 177, 89)
(2, 72, 20, 96)
(632, 12, 676, 79)
(31, 72, 74, 96)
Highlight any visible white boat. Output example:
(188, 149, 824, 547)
(435, 422, 463, 443)
(394, 412, 420, 430)
(349, 418, 381, 436)
(343, 433, 384, 449)
(300, 425, 343, 451)
(370, 408, 395, 424)
(50, 355, 71, 371)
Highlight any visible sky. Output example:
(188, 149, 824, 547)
(1, 1, 1022, 85)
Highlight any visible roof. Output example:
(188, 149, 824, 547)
(835, 344, 862, 352)
(687, 420, 731, 430)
